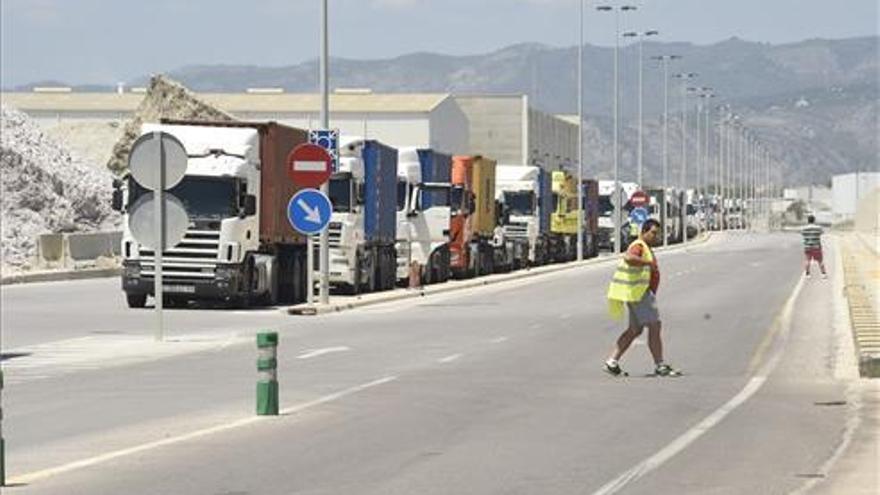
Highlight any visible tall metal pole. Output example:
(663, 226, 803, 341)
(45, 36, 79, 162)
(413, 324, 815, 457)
(576, 0, 584, 261)
(319, 0, 330, 304)
(651, 54, 678, 245)
(637, 34, 644, 187)
(612, 9, 620, 253)
(694, 96, 702, 236)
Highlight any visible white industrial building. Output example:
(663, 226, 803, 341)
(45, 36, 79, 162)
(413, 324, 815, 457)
(454, 94, 579, 169)
(2, 89, 579, 169)
(832, 172, 880, 223)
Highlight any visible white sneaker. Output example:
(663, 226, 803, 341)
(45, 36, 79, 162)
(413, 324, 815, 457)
(805, 273, 812, 279)
(821, 273, 828, 280)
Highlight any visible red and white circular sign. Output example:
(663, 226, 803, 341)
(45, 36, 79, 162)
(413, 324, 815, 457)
(630, 190, 650, 208)
(286, 143, 333, 188)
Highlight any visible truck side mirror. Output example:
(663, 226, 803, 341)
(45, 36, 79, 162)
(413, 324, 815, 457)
(242, 194, 257, 217)
(111, 179, 124, 211)
(111, 189, 123, 212)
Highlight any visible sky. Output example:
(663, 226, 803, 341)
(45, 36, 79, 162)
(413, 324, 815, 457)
(2, 0, 878, 87)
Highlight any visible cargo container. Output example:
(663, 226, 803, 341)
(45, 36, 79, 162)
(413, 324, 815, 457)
(327, 137, 398, 293)
(450, 155, 497, 277)
(114, 120, 310, 308)
(395, 148, 452, 285)
(581, 178, 600, 257)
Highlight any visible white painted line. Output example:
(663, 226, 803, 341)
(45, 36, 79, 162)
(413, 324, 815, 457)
(490, 336, 509, 344)
(591, 276, 805, 495)
(8, 375, 398, 485)
(438, 353, 463, 364)
(296, 346, 351, 359)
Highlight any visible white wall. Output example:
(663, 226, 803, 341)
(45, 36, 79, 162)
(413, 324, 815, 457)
(832, 172, 880, 221)
(428, 98, 469, 155)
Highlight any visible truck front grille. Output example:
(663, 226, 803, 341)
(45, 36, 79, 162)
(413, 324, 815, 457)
(503, 223, 529, 239)
(328, 222, 343, 248)
(139, 229, 220, 281)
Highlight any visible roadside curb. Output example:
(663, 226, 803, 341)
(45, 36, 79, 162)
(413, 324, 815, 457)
(840, 235, 880, 378)
(285, 232, 714, 316)
(0, 267, 122, 286)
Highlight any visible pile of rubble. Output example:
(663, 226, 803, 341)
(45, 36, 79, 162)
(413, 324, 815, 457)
(106, 74, 235, 173)
(0, 105, 120, 273)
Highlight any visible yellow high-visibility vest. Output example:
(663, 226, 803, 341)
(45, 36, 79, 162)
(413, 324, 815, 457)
(607, 239, 654, 319)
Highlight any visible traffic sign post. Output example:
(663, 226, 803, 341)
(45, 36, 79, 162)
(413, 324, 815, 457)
(128, 131, 189, 342)
(287, 188, 333, 307)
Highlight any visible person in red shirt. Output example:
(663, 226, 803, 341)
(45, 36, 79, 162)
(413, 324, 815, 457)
(604, 219, 680, 377)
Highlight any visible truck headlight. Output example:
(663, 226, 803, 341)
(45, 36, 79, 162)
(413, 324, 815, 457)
(123, 263, 141, 278)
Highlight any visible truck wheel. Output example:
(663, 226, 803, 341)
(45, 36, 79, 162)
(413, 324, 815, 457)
(126, 293, 147, 308)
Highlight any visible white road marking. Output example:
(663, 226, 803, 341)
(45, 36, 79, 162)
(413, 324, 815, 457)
(591, 276, 805, 495)
(438, 353, 463, 364)
(8, 375, 398, 485)
(490, 336, 509, 344)
(296, 346, 351, 359)
(3, 333, 249, 385)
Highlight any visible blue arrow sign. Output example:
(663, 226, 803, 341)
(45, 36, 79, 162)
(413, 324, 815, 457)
(629, 206, 649, 225)
(309, 129, 339, 173)
(287, 188, 333, 235)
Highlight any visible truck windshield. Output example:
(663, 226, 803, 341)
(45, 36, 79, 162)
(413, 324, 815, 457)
(329, 177, 353, 213)
(503, 191, 535, 215)
(397, 180, 408, 211)
(598, 196, 614, 216)
(128, 176, 238, 220)
(450, 186, 464, 215)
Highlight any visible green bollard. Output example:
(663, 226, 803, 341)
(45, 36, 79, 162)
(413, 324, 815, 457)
(256, 332, 279, 416)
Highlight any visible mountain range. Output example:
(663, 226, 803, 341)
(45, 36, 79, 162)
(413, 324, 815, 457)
(14, 36, 879, 186)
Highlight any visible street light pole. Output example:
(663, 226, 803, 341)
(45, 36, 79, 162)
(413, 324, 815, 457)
(577, 0, 584, 261)
(674, 72, 697, 243)
(319, 0, 330, 304)
(651, 54, 681, 246)
(623, 29, 658, 188)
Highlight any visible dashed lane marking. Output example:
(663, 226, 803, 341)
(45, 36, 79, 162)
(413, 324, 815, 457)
(296, 346, 351, 359)
(438, 353, 463, 364)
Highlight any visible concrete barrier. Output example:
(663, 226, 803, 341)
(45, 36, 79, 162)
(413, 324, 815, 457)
(35, 234, 65, 264)
(65, 231, 122, 266)
(32, 231, 122, 270)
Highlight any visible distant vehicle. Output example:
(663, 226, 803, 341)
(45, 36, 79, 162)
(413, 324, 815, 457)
(597, 180, 631, 251)
(581, 178, 600, 258)
(449, 155, 498, 278)
(327, 137, 398, 294)
(395, 148, 453, 285)
(549, 170, 581, 262)
(646, 187, 683, 244)
(114, 120, 311, 308)
(496, 164, 551, 267)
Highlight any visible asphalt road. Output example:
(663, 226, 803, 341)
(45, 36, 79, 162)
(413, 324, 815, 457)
(2, 232, 873, 494)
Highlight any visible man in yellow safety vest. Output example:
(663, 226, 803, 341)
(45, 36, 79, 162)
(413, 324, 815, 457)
(604, 218, 680, 377)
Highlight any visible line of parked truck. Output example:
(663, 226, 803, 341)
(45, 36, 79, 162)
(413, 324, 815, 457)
(112, 120, 701, 309)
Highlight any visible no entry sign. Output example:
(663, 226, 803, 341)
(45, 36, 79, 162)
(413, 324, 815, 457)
(630, 190, 649, 208)
(287, 143, 333, 188)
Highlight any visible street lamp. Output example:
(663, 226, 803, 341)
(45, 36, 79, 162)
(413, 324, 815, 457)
(597, 4, 637, 253)
(673, 72, 698, 243)
(650, 54, 681, 246)
(622, 29, 659, 189)
(577, 0, 585, 260)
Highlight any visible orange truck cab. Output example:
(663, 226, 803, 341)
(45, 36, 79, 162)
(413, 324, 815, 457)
(449, 155, 497, 278)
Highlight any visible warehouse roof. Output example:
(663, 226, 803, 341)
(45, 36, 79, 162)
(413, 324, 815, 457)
(0, 92, 452, 113)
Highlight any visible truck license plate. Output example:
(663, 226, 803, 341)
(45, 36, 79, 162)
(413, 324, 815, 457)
(163, 285, 195, 294)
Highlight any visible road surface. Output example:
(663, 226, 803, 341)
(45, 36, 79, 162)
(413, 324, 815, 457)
(1, 232, 875, 494)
